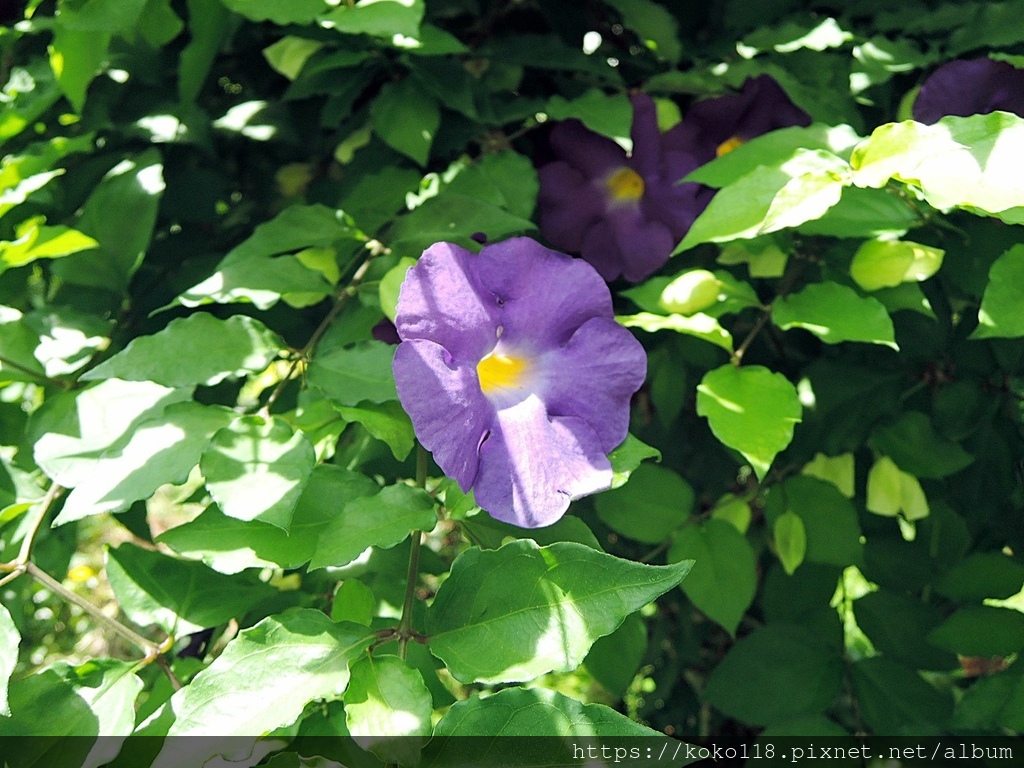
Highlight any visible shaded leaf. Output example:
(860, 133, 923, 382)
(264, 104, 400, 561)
(307, 341, 398, 407)
(595, 463, 692, 544)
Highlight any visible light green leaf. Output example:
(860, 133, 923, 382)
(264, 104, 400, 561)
(546, 90, 632, 147)
(389, 193, 536, 258)
(765, 477, 862, 567)
(973, 244, 1024, 339)
(606, 433, 661, 489)
(321, 0, 425, 39)
(176, 205, 356, 310)
(870, 411, 974, 478)
(49, 24, 110, 113)
(137, 0, 185, 48)
(704, 626, 844, 726)
(772, 281, 898, 349)
(850, 239, 944, 292)
(657, 270, 722, 315)
(426, 540, 691, 684)
(0, 603, 18, 716)
(0, 217, 98, 270)
(774, 511, 806, 575)
(379, 257, 416, 322)
(596, 463, 692, 544)
(865, 456, 930, 521)
(0, 63, 62, 145)
(0, 169, 64, 221)
(696, 364, 802, 480)
(52, 151, 164, 292)
(430, 686, 673, 739)
(163, 609, 373, 738)
(82, 313, 283, 387)
(158, 466, 380, 574)
(263, 37, 324, 80)
(371, 79, 439, 166)
(676, 149, 849, 252)
(669, 519, 757, 635)
(850, 113, 1024, 223)
(0, 659, 143, 768)
(711, 495, 751, 534)
(801, 452, 855, 497)
(332, 579, 375, 625)
(0, 306, 46, 383)
(718, 237, 788, 278)
(307, 341, 398, 407)
(221, 0, 327, 24)
(345, 655, 431, 765)
(336, 400, 414, 461)
(617, 311, 733, 352)
(105, 543, 274, 637)
(200, 415, 316, 529)
(310, 483, 436, 569)
(48, 400, 234, 524)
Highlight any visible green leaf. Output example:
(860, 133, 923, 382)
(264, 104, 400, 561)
(704, 625, 843, 726)
(603, 0, 682, 62)
(676, 149, 849, 252)
(870, 411, 974, 478)
(850, 113, 1024, 224)
(200, 415, 316, 529)
(344, 655, 432, 765)
(668, 519, 757, 635)
(850, 656, 953, 733)
(801, 452, 855, 498)
(221, 0, 327, 24)
(606, 433, 661, 489)
(696, 364, 802, 480)
(865, 456, 930, 521)
(137, 0, 185, 48)
(310, 483, 436, 569)
(853, 590, 956, 671)
(45, 399, 234, 525)
(379, 256, 416, 322)
(765, 477, 863, 568)
(158, 466, 380, 573)
(0, 306, 46, 383)
(617, 312, 733, 352)
(371, 79, 439, 166)
(935, 552, 1024, 602)
(426, 540, 691, 684)
(163, 609, 373, 738)
(321, 0, 425, 39)
(430, 686, 670, 738)
(0, 217, 98, 270)
(0, 63, 62, 145)
(0, 660, 142, 768)
(0, 169, 64, 221)
(105, 543, 274, 637)
(52, 151, 164, 292)
(83, 314, 283, 387)
(850, 239, 944, 292)
(444, 151, 539, 221)
(49, 24, 110, 113)
(973, 244, 1024, 339)
(583, 612, 646, 697)
(177, 204, 355, 310)
(595, 463, 692, 544)
(929, 606, 1024, 657)
(0, 603, 18, 716)
(178, 0, 233, 103)
(336, 400, 415, 461)
(332, 578, 375, 625)
(797, 185, 921, 239)
(546, 90, 632, 147)
(307, 341, 398, 407)
(772, 281, 898, 349)
(774, 511, 806, 575)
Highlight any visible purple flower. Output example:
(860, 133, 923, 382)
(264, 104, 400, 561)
(912, 58, 1024, 124)
(392, 237, 647, 528)
(537, 78, 810, 284)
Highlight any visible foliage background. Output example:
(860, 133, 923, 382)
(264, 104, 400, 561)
(0, 0, 1023, 764)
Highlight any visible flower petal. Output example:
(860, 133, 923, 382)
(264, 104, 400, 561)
(395, 242, 499, 363)
(393, 339, 493, 490)
(549, 119, 627, 178)
(476, 237, 613, 348)
(913, 58, 1024, 124)
(629, 93, 662, 179)
(539, 317, 648, 451)
(579, 209, 675, 283)
(537, 162, 606, 252)
(473, 395, 612, 528)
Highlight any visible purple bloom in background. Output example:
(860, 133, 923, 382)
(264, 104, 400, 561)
(393, 237, 647, 528)
(912, 58, 1024, 124)
(537, 77, 810, 284)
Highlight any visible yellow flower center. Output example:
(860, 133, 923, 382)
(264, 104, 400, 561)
(716, 135, 745, 157)
(605, 166, 645, 203)
(477, 352, 530, 395)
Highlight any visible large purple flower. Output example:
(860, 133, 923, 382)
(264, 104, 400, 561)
(912, 58, 1024, 124)
(392, 237, 647, 528)
(537, 77, 810, 284)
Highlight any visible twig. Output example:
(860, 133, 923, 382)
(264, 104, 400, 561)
(0, 356, 70, 390)
(0, 483, 65, 581)
(397, 446, 430, 661)
(731, 311, 771, 366)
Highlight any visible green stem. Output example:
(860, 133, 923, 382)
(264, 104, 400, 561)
(0, 356, 70, 389)
(397, 445, 430, 661)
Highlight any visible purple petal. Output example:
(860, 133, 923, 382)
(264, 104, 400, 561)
(539, 317, 647, 451)
(473, 396, 613, 528)
(393, 339, 493, 490)
(913, 58, 1024, 124)
(548, 120, 627, 178)
(394, 242, 499, 363)
(537, 162, 606, 252)
(476, 237, 613, 348)
(629, 93, 662, 179)
(579, 208, 676, 283)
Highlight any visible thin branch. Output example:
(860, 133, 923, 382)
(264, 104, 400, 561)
(0, 483, 65, 581)
(397, 446, 430, 661)
(731, 310, 771, 366)
(0, 356, 70, 390)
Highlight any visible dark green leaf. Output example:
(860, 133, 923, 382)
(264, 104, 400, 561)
(870, 411, 974, 479)
(850, 656, 953, 733)
(220, 0, 327, 24)
(307, 341, 398, 406)
(853, 590, 957, 671)
(765, 477, 863, 567)
(595, 463, 692, 544)
(336, 401, 414, 461)
(929, 606, 1024, 657)
(935, 552, 1024, 602)
(583, 612, 646, 697)
(371, 79, 439, 166)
